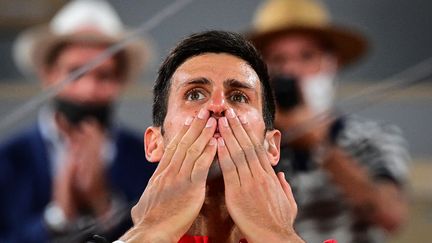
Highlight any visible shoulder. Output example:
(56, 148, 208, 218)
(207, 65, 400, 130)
(0, 125, 44, 185)
(337, 115, 410, 183)
(343, 115, 402, 136)
(0, 125, 41, 156)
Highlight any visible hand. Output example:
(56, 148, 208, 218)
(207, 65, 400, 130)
(52, 151, 79, 220)
(217, 109, 303, 243)
(53, 116, 111, 219)
(276, 105, 330, 149)
(70, 120, 111, 217)
(124, 109, 217, 242)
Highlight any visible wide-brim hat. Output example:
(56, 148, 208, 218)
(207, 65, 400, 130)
(247, 0, 368, 67)
(13, 0, 151, 82)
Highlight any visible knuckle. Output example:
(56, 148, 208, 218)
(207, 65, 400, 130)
(243, 145, 255, 155)
(232, 150, 246, 162)
(254, 143, 265, 152)
(256, 173, 269, 185)
(257, 173, 272, 186)
(178, 140, 190, 149)
(187, 145, 201, 156)
(254, 143, 266, 154)
(165, 144, 177, 153)
(131, 205, 140, 223)
(231, 120, 242, 128)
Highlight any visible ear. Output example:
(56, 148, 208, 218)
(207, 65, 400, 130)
(264, 129, 281, 166)
(144, 126, 164, 162)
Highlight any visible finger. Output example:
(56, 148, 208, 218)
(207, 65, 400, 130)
(217, 137, 240, 187)
(180, 117, 217, 177)
(225, 108, 264, 177)
(152, 115, 193, 177)
(191, 137, 217, 183)
(238, 114, 275, 174)
(166, 108, 210, 174)
(218, 116, 252, 181)
(80, 118, 103, 133)
(277, 172, 297, 220)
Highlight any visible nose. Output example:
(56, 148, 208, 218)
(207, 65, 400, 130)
(74, 74, 100, 101)
(279, 60, 303, 78)
(206, 90, 228, 119)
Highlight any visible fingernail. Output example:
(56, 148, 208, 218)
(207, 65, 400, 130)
(185, 116, 193, 125)
(209, 137, 216, 146)
(217, 138, 225, 146)
(198, 108, 207, 119)
(227, 108, 235, 118)
(239, 115, 248, 124)
(206, 117, 215, 127)
(220, 117, 228, 127)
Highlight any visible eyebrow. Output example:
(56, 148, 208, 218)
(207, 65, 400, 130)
(178, 77, 212, 90)
(223, 79, 254, 90)
(178, 77, 255, 92)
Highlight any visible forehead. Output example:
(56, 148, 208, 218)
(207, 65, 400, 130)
(263, 33, 324, 54)
(171, 53, 261, 90)
(55, 43, 115, 64)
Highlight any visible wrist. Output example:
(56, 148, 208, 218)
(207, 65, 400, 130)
(43, 202, 71, 233)
(120, 225, 176, 243)
(246, 227, 304, 243)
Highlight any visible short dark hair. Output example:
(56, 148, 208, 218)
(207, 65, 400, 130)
(152, 30, 275, 130)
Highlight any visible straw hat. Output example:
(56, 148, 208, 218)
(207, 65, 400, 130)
(13, 0, 151, 82)
(247, 0, 367, 66)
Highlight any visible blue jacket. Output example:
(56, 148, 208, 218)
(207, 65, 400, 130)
(0, 124, 157, 242)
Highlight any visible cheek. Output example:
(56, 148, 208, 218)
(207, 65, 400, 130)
(99, 82, 122, 97)
(243, 109, 266, 137)
(57, 83, 81, 99)
(163, 107, 199, 141)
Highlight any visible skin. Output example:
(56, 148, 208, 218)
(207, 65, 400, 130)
(263, 33, 335, 148)
(261, 33, 408, 233)
(120, 53, 304, 242)
(41, 43, 127, 220)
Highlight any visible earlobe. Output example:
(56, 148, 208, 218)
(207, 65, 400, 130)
(144, 126, 164, 162)
(264, 129, 281, 166)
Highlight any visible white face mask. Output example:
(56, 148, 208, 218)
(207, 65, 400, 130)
(302, 71, 336, 114)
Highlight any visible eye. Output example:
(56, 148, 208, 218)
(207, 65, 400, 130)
(185, 88, 206, 101)
(97, 70, 116, 81)
(229, 91, 248, 103)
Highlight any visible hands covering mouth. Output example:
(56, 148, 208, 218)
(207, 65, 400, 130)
(213, 120, 221, 138)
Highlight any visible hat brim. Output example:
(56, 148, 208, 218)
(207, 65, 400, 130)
(247, 25, 368, 67)
(13, 25, 151, 82)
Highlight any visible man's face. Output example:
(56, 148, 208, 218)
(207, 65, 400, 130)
(43, 43, 125, 104)
(158, 53, 267, 153)
(262, 34, 337, 148)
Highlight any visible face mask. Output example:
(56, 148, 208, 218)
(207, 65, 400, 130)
(272, 75, 302, 111)
(302, 72, 335, 114)
(53, 98, 113, 128)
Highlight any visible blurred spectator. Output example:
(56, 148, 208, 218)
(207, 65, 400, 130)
(248, 0, 410, 242)
(0, 0, 156, 242)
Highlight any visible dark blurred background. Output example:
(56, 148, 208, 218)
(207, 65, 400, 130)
(0, 1, 431, 241)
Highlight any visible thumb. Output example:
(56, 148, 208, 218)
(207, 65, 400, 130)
(277, 172, 298, 220)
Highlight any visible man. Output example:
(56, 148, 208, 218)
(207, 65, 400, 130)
(247, 0, 410, 242)
(116, 30, 307, 243)
(0, 0, 157, 242)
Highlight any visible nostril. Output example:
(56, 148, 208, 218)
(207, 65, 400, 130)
(209, 110, 225, 118)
